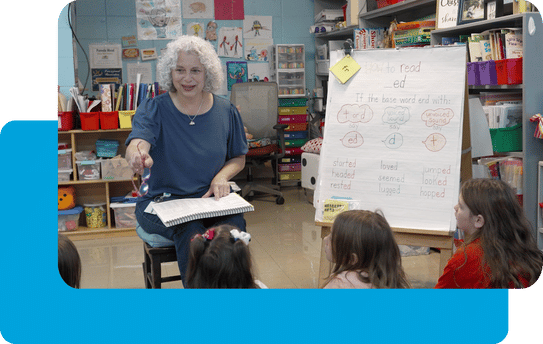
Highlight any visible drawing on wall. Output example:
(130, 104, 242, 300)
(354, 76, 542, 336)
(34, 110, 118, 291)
(244, 38, 272, 61)
(218, 27, 243, 58)
(226, 61, 247, 90)
(247, 63, 270, 82)
(136, 0, 182, 40)
(243, 15, 272, 38)
(205, 21, 218, 41)
(182, 0, 214, 18)
(187, 22, 205, 38)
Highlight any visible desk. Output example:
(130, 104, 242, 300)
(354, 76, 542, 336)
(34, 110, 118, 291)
(316, 221, 454, 288)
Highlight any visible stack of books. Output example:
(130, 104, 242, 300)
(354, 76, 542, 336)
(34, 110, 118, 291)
(468, 29, 523, 62)
(392, 20, 435, 47)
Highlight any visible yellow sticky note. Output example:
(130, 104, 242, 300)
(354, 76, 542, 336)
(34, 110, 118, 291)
(329, 54, 361, 84)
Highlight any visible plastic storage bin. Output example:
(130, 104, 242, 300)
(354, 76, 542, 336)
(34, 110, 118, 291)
(80, 112, 100, 130)
(58, 168, 73, 182)
(489, 124, 522, 152)
(478, 60, 497, 85)
(83, 202, 107, 228)
(58, 148, 72, 169)
(467, 62, 481, 86)
(58, 206, 83, 232)
(76, 159, 102, 180)
(101, 158, 133, 180)
(95, 139, 119, 158)
(110, 202, 137, 228)
(495, 59, 508, 85)
(100, 111, 119, 129)
(118, 110, 135, 129)
(506, 57, 523, 84)
(58, 111, 74, 131)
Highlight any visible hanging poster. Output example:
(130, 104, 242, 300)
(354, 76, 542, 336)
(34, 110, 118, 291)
(247, 63, 270, 82)
(244, 38, 272, 61)
(214, 0, 244, 20)
(243, 15, 272, 38)
(182, 0, 214, 18)
(136, 0, 182, 40)
(436, 0, 459, 29)
(314, 46, 467, 233)
(226, 61, 247, 90)
(218, 27, 243, 58)
(89, 44, 122, 69)
(187, 22, 205, 38)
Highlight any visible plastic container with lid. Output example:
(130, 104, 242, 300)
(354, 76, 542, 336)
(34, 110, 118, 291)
(83, 202, 107, 228)
(76, 159, 102, 180)
(58, 206, 83, 232)
(110, 202, 137, 228)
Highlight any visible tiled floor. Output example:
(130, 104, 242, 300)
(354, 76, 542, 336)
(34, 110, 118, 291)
(74, 186, 441, 289)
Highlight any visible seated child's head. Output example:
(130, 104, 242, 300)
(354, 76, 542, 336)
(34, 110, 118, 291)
(457, 178, 527, 239)
(58, 234, 81, 288)
(324, 209, 409, 288)
(185, 224, 257, 288)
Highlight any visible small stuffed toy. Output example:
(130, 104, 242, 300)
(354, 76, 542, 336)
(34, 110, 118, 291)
(58, 186, 76, 210)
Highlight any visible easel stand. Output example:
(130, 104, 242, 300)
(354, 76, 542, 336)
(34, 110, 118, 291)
(316, 221, 454, 288)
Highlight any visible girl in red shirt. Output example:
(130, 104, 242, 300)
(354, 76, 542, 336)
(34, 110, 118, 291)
(435, 178, 543, 288)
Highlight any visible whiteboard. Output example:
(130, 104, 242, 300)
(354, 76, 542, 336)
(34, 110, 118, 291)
(314, 46, 467, 232)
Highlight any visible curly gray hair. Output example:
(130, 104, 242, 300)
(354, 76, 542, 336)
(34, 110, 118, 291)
(157, 35, 223, 93)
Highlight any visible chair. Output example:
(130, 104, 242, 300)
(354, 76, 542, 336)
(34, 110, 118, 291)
(142, 242, 181, 289)
(230, 82, 286, 205)
(137, 224, 181, 289)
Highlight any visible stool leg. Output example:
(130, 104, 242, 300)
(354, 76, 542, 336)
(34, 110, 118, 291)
(151, 256, 162, 289)
(143, 244, 152, 288)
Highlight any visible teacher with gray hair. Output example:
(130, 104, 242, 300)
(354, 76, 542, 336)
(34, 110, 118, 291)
(125, 35, 248, 284)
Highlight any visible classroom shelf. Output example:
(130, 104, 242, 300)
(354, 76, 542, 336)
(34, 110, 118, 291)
(59, 128, 137, 241)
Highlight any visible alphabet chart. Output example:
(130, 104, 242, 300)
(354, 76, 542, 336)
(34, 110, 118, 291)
(314, 46, 467, 232)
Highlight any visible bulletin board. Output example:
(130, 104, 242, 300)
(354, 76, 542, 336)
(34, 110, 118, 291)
(314, 46, 468, 233)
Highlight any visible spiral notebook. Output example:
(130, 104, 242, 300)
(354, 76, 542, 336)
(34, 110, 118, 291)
(150, 193, 254, 227)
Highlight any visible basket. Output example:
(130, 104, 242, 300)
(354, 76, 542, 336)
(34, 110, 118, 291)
(100, 111, 119, 130)
(58, 111, 74, 131)
(489, 124, 522, 152)
(95, 139, 120, 158)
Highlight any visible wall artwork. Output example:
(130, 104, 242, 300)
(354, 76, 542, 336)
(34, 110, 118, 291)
(226, 61, 247, 90)
(182, 0, 214, 18)
(218, 27, 243, 58)
(243, 15, 272, 38)
(187, 22, 205, 38)
(244, 38, 272, 61)
(214, 0, 244, 20)
(136, 0, 182, 40)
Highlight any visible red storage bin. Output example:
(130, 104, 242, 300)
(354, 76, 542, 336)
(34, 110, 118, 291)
(506, 57, 523, 84)
(494, 59, 508, 85)
(80, 112, 100, 131)
(58, 111, 74, 131)
(100, 111, 119, 130)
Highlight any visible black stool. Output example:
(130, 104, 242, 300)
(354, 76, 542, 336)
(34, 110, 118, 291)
(142, 242, 182, 288)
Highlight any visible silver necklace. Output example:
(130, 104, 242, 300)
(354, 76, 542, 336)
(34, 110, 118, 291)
(187, 96, 204, 125)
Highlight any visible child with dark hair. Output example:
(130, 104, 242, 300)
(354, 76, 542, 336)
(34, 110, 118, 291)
(435, 178, 543, 288)
(323, 210, 410, 289)
(185, 224, 267, 288)
(58, 234, 81, 288)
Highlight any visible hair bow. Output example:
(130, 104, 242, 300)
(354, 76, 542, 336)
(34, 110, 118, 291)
(191, 228, 216, 242)
(230, 229, 251, 245)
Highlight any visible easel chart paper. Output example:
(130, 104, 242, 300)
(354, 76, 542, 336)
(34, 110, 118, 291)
(315, 46, 467, 232)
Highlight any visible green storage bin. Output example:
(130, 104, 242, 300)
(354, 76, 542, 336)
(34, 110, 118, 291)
(489, 124, 522, 152)
(278, 98, 308, 107)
